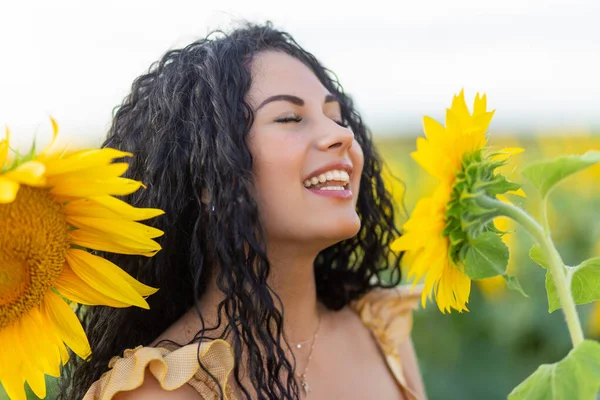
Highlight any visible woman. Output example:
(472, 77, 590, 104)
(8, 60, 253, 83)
(64, 22, 426, 399)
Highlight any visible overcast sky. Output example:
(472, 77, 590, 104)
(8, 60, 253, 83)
(1, 0, 599, 150)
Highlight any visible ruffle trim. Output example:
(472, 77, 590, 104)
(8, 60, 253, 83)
(83, 339, 234, 400)
(84, 286, 422, 399)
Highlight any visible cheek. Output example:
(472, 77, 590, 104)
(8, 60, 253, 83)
(250, 135, 306, 218)
(351, 141, 365, 195)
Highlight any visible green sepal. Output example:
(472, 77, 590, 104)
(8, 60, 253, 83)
(463, 231, 509, 280)
(508, 340, 600, 400)
(1, 138, 38, 173)
(444, 148, 520, 266)
(521, 150, 600, 198)
(472, 175, 521, 197)
(547, 258, 600, 312)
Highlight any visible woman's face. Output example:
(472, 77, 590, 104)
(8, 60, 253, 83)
(247, 51, 364, 250)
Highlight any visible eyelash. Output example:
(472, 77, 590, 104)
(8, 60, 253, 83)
(275, 116, 349, 128)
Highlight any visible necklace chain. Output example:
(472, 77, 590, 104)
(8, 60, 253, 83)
(294, 314, 321, 397)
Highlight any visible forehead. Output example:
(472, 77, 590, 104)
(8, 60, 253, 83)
(247, 51, 329, 107)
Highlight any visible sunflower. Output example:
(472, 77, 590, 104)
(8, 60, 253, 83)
(391, 90, 522, 313)
(0, 120, 163, 400)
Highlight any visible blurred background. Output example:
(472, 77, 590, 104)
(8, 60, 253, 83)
(1, 0, 599, 399)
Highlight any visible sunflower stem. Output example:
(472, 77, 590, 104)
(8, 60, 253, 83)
(477, 196, 584, 348)
(541, 196, 550, 234)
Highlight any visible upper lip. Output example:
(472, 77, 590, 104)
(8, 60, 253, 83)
(303, 160, 353, 182)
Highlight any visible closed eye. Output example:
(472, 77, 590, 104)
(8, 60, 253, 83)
(275, 115, 348, 127)
(275, 116, 303, 123)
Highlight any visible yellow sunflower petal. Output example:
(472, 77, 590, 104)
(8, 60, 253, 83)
(25, 307, 64, 376)
(0, 126, 9, 169)
(450, 89, 473, 127)
(507, 188, 527, 197)
(65, 249, 151, 309)
(42, 291, 91, 359)
(422, 116, 448, 143)
(54, 264, 156, 308)
(490, 147, 524, 161)
(3, 161, 46, 186)
(24, 371, 46, 399)
(63, 195, 165, 221)
(46, 163, 129, 186)
(0, 176, 20, 203)
(0, 372, 25, 400)
(66, 215, 164, 240)
(13, 313, 49, 398)
(54, 263, 132, 307)
(0, 327, 23, 397)
(50, 176, 145, 198)
(69, 229, 161, 256)
(452, 267, 472, 309)
(390, 233, 421, 252)
(473, 92, 487, 116)
(37, 117, 60, 159)
(43, 148, 133, 176)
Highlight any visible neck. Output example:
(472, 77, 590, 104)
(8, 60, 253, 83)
(196, 241, 323, 345)
(266, 242, 321, 343)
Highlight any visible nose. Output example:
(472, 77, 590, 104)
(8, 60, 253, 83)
(316, 120, 354, 152)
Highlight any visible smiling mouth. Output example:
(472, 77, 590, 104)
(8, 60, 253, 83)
(304, 181, 350, 191)
(302, 169, 350, 191)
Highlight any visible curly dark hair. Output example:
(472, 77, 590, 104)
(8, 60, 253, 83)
(61, 21, 402, 400)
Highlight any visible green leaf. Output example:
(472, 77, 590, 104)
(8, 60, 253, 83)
(545, 269, 562, 312)
(546, 258, 600, 313)
(464, 232, 509, 279)
(529, 244, 548, 269)
(504, 275, 529, 298)
(521, 150, 600, 198)
(508, 340, 600, 400)
(570, 258, 600, 305)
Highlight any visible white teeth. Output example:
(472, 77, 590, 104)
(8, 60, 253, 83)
(319, 186, 345, 191)
(302, 169, 351, 188)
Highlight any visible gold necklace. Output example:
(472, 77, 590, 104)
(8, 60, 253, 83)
(294, 314, 321, 396)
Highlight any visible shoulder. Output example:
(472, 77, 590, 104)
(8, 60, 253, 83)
(351, 285, 427, 399)
(83, 340, 234, 400)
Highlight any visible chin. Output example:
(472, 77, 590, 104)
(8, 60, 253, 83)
(319, 215, 362, 244)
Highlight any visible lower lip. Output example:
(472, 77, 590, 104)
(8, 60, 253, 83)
(307, 188, 353, 199)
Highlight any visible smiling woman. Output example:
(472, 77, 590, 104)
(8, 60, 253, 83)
(62, 22, 426, 400)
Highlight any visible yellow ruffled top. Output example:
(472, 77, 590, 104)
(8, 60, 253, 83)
(83, 286, 421, 400)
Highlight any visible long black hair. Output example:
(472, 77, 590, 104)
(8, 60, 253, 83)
(62, 22, 401, 400)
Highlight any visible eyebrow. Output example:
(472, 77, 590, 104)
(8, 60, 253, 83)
(256, 94, 338, 111)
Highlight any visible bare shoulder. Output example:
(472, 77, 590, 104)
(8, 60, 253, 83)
(113, 368, 203, 400)
(398, 337, 428, 400)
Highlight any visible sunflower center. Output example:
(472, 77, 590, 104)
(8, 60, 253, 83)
(0, 186, 70, 328)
